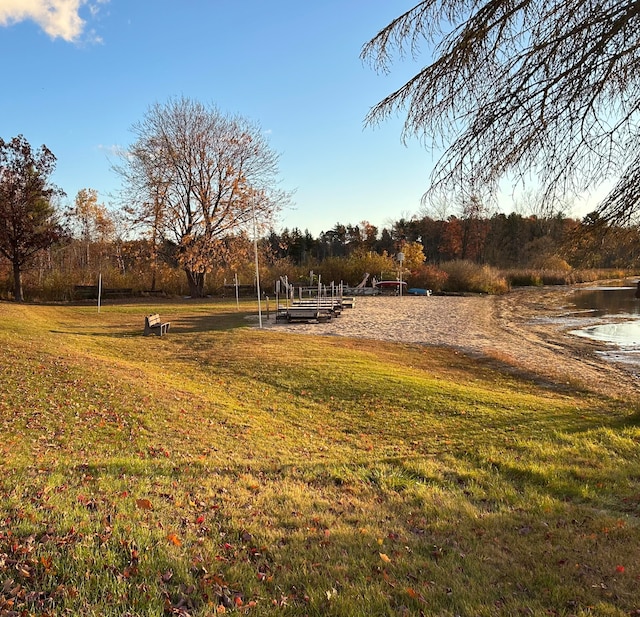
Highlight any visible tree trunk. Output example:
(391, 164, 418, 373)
(185, 269, 206, 298)
(13, 261, 24, 302)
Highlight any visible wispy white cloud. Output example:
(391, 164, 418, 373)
(86, 28, 103, 44)
(0, 0, 109, 43)
(97, 143, 122, 157)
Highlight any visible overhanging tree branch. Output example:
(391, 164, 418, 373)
(362, 0, 640, 217)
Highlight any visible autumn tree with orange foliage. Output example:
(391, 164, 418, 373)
(68, 188, 115, 273)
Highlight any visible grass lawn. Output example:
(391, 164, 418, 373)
(0, 299, 639, 616)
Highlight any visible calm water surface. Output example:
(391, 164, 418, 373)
(569, 284, 640, 318)
(568, 281, 640, 353)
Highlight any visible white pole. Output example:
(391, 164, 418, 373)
(252, 203, 263, 328)
(97, 273, 102, 313)
(234, 272, 240, 311)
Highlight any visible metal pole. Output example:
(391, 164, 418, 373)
(252, 204, 263, 328)
(234, 272, 240, 311)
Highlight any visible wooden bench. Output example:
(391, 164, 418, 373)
(144, 313, 170, 336)
(74, 285, 99, 299)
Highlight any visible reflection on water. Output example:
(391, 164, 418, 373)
(569, 285, 639, 317)
(569, 280, 640, 349)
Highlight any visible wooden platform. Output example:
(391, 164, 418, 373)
(276, 305, 334, 323)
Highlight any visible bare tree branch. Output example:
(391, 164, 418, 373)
(362, 0, 640, 218)
(115, 97, 290, 297)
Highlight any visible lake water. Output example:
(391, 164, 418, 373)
(569, 284, 640, 318)
(566, 281, 640, 365)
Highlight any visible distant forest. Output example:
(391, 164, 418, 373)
(1, 208, 638, 301)
(270, 211, 638, 269)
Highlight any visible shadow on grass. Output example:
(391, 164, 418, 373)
(174, 312, 254, 332)
(49, 311, 254, 337)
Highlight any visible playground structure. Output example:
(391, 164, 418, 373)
(342, 273, 430, 296)
(343, 273, 380, 296)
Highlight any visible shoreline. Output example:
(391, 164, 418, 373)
(258, 287, 640, 398)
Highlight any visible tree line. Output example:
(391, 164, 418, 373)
(1, 164, 638, 302)
(270, 212, 640, 271)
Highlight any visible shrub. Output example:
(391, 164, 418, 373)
(503, 267, 638, 288)
(532, 255, 572, 271)
(406, 264, 449, 292)
(503, 270, 544, 287)
(440, 260, 509, 294)
(539, 271, 571, 285)
(568, 268, 629, 284)
(316, 251, 396, 288)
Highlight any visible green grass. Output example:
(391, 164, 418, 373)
(0, 298, 639, 616)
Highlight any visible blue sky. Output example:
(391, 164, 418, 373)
(0, 0, 443, 236)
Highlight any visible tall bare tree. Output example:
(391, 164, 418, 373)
(0, 135, 62, 301)
(116, 97, 288, 297)
(362, 1, 640, 220)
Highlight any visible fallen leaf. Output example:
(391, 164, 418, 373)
(40, 556, 53, 571)
(167, 533, 182, 546)
(161, 570, 173, 582)
(379, 553, 391, 563)
(135, 498, 153, 511)
(382, 570, 395, 587)
(406, 587, 427, 603)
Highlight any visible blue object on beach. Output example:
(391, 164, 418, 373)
(408, 288, 432, 296)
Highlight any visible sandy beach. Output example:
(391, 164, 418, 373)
(261, 288, 640, 398)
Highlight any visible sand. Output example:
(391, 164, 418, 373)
(259, 288, 640, 398)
